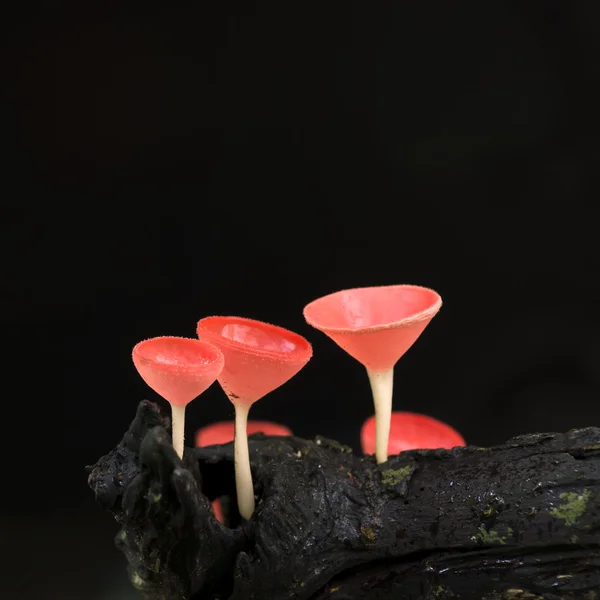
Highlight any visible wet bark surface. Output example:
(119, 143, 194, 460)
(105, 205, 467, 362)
(87, 401, 600, 599)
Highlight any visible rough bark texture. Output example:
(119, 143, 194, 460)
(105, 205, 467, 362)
(87, 400, 600, 600)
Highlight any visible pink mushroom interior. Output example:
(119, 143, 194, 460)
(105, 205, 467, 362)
(132, 337, 224, 406)
(197, 317, 313, 405)
(198, 316, 312, 359)
(220, 323, 297, 353)
(304, 285, 441, 331)
(135, 337, 223, 371)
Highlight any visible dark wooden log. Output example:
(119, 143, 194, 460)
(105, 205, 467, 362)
(87, 401, 600, 599)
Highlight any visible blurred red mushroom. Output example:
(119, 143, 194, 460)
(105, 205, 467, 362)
(196, 421, 293, 447)
(361, 411, 465, 456)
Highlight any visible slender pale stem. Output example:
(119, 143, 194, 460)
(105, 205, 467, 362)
(367, 367, 394, 464)
(234, 402, 255, 520)
(171, 403, 186, 460)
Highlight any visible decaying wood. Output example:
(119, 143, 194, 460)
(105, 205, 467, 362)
(87, 400, 600, 599)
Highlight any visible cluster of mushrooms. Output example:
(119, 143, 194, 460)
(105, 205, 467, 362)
(132, 284, 464, 522)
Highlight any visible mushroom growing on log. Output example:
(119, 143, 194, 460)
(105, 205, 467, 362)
(87, 400, 600, 600)
(303, 285, 442, 464)
(196, 316, 312, 520)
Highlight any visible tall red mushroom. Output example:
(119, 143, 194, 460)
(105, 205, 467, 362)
(132, 336, 224, 459)
(304, 285, 442, 464)
(197, 316, 312, 520)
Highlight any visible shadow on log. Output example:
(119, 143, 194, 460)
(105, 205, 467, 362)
(87, 401, 600, 599)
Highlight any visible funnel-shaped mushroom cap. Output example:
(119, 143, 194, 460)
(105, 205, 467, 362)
(196, 421, 292, 447)
(303, 285, 442, 371)
(361, 411, 465, 455)
(132, 337, 224, 407)
(196, 316, 313, 407)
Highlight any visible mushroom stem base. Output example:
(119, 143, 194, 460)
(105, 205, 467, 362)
(234, 402, 255, 520)
(367, 367, 394, 464)
(171, 403, 186, 460)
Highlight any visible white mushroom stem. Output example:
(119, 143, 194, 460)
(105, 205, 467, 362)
(234, 402, 255, 520)
(171, 404, 186, 460)
(367, 367, 394, 464)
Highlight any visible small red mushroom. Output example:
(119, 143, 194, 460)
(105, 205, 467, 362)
(361, 411, 465, 455)
(132, 336, 224, 459)
(197, 316, 312, 520)
(304, 284, 442, 464)
(196, 421, 293, 523)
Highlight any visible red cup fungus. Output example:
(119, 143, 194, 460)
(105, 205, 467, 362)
(304, 285, 442, 464)
(132, 336, 224, 459)
(197, 316, 312, 520)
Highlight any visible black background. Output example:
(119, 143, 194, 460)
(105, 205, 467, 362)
(3, 2, 600, 598)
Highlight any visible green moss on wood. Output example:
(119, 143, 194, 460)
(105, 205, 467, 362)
(431, 584, 460, 598)
(549, 489, 591, 526)
(471, 525, 508, 545)
(360, 525, 376, 543)
(381, 466, 413, 487)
